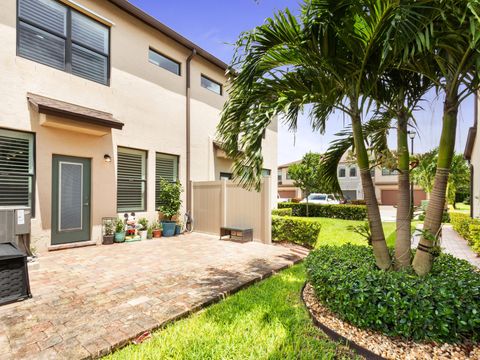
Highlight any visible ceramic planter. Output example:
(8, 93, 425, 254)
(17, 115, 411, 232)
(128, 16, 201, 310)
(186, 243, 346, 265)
(161, 221, 176, 237)
(103, 235, 114, 245)
(175, 225, 182, 235)
(139, 230, 148, 241)
(153, 229, 162, 238)
(114, 232, 126, 243)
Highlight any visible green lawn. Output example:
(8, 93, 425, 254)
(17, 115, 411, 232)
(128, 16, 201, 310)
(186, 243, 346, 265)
(105, 265, 354, 360)
(450, 202, 470, 214)
(302, 217, 398, 248)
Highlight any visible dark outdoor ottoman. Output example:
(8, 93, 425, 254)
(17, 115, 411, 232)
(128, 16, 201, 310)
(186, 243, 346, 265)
(0, 243, 32, 306)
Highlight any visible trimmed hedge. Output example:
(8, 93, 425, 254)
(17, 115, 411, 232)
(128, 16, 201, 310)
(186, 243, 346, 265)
(278, 202, 367, 220)
(272, 208, 293, 217)
(306, 244, 480, 343)
(470, 225, 480, 254)
(450, 212, 480, 243)
(272, 216, 321, 248)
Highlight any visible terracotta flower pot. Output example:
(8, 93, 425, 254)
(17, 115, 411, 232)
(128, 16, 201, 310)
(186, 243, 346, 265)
(153, 229, 162, 238)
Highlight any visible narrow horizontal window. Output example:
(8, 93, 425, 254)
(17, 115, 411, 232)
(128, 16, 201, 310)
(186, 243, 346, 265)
(155, 153, 179, 209)
(262, 169, 271, 176)
(0, 129, 35, 212)
(220, 172, 232, 180)
(117, 147, 147, 212)
(17, 0, 110, 85)
(149, 49, 180, 75)
(201, 75, 222, 95)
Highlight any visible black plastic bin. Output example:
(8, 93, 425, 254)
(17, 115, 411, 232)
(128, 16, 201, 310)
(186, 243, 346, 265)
(0, 243, 31, 306)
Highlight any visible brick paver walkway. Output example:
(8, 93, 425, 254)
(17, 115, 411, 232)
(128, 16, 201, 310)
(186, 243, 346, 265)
(0, 233, 306, 360)
(413, 224, 480, 268)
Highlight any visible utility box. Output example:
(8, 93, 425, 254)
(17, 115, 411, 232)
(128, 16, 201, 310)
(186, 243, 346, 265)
(0, 207, 32, 244)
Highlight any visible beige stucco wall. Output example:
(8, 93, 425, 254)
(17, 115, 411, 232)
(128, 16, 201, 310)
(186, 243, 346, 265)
(0, 0, 277, 251)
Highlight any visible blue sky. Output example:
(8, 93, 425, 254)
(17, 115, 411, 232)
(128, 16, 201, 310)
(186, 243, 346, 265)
(130, 0, 474, 164)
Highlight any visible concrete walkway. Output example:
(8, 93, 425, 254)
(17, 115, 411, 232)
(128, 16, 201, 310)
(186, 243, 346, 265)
(0, 233, 307, 360)
(413, 224, 480, 268)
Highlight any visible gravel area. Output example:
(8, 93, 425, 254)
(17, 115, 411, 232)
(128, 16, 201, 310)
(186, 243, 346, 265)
(303, 283, 480, 360)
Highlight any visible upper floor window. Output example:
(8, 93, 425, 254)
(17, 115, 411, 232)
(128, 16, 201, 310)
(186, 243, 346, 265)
(382, 168, 399, 176)
(338, 167, 346, 178)
(349, 166, 357, 177)
(286, 171, 292, 180)
(17, 0, 110, 85)
(262, 169, 271, 177)
(201, 75, 222, 95)
(0, 129, 35, 214)
(149, 48, 180, 75)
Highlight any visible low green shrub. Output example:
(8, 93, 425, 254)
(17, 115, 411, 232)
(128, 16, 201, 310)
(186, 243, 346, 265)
(272, 208, 292, 217)
(469, 224, 480, 254)
(272, 216, 321, 248)
(349, 199, 366, 205)
(450, 212, 480, 243)
(306, 244, 480, 343)
(278, 202, 367, 220)
(417, 209, 450, 223)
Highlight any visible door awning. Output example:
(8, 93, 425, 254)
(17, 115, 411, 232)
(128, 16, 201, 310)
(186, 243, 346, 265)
(27, 93, 124, 130)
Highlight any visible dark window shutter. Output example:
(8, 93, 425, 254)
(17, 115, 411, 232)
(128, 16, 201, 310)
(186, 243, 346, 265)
(18, 22, 66, 70)
(117, 149, 146, 212)
(19, 0, 67, 35)
(71, 12, 108, 54)
(155, 154, 178, 209)
(71, 44, 108, 84)
(0, 130, 34, 207)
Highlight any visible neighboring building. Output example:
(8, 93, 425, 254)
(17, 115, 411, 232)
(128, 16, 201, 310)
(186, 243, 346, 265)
(0, 0, 277, 251)
(277, 156, 363, 200)
(465, 95, 478, 218)
(277, 160, 302, 199)
(373, 167, 426, 206)
(277, 154, 427, 205)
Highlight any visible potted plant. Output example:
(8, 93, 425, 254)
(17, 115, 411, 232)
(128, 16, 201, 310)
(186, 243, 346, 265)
(102, 218, 115, 245)
(114, 219, 126, 243)
(147, 225, 153, 240)
(158, 179, 183, 237)
(138, 217, 148, 240)
(175, 220, 183, 235)
(152, 221, 162, 238)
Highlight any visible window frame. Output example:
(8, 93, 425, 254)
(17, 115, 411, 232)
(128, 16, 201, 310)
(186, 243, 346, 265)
(349, 166, 357, 178)
(148, 47, 181, 76)
(382, 167, 399, 176)
(16, 0, 111, 86)
(0, 128, 36, 217)
(338, 167, 346, 178)
(219, 172, 233, 180)
(116, 147, 147, 213)
(201, 74, 223, 95)
(155, 152, 179, 209)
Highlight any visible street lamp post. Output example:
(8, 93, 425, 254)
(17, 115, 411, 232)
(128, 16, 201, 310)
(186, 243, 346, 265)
(408, 131, 416, 217)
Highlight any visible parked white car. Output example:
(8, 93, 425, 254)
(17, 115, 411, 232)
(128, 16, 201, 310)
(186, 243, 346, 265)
(300, 193, 340, 205)
(277, 194, 290, 203)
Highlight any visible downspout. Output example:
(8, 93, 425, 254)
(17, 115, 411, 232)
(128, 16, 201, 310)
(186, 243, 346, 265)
(186, 49, 196, 214)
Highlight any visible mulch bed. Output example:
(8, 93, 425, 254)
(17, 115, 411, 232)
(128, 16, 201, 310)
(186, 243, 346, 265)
(302, 283, 480, 360)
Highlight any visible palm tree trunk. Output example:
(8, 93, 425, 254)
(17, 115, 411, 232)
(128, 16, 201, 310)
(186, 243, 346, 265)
(412, 93, 458, 275)
(350, 100, 392, 270)
(394, 111, 411, 269)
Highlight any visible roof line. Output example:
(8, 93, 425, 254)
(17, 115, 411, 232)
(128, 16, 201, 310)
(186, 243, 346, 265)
(108, 0, 229, 71)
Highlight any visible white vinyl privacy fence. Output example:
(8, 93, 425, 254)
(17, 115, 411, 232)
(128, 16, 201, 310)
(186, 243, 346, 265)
(191, 178, 272, 244)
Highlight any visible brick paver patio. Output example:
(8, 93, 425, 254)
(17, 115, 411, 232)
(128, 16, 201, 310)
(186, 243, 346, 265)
(0, 233, 307, 360)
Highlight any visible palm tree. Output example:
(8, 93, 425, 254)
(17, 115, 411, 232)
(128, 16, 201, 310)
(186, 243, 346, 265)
(218, 0, 432, 270)
(447, 154, 470, 208)
(411, 149, 439, 197)
(411, 0, 480, 275)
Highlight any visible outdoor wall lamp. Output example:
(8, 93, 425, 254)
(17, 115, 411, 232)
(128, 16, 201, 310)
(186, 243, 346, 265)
(104, 154, 112, 163)
(408, 130, 416, 140)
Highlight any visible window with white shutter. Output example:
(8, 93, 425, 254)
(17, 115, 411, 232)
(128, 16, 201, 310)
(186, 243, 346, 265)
(17, 0, 110, 85)
(155, 153, 179, 209)
(117, 148, 147, 212)
(0, 129, 34, 211)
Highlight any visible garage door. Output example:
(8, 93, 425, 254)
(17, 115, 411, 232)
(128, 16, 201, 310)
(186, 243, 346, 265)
(381, 190, 398, 205)
(278, 190, 296, 199)
(381, 189, 427, 206)
(342, 190, 357, 200)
